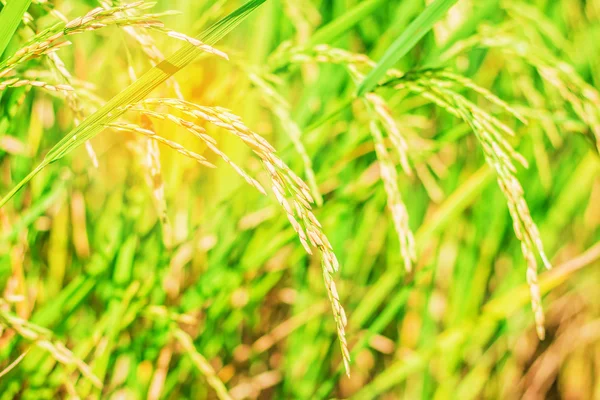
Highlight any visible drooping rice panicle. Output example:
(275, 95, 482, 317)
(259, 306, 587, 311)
(0, 2, 226, 77)
(273, 45, 412, 174)
(128, 107, 266, 195)
(441, 26, 600, 151)
(122, 98, 350, 374)
(106, 122, 216, 169)
(277, 44, 416, 272)
(281, 44, 377, 70)
(4, 1, 99, 167)
(360, 96, 415, 271)
(45, 51, 99, 167)
(0, 350, 28, 380)
(245, 67, 323, 204)
(99, 0, 184, 98)
(0, 6, 146, 74)
(0, 300, 102, 388)
(0, 1, 229, 169)
(141, 115, 172, 244)
(368, 119, 416, 273)
(366, 93, 412, 176)
(149, 27, 229, 60)
(387, 71, 551, 338)
(0, 77, 74, 93)
(174, 329, 233, 400)
(1, 0, 598, 397)
(356, 82, 416, 272)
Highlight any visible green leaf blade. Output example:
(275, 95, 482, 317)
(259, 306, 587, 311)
(307, 0, 385, 47)
(356, 0, 458, 97)
(0, 0, 31, 58)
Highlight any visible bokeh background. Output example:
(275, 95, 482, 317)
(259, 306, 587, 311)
(1, 0, 600, 398)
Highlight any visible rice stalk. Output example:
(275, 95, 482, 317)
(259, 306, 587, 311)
(0, 349, 28, 379)
(141, 115, 172, 245)
(0, 300, 102, 388)
(174, 329, 233, 400)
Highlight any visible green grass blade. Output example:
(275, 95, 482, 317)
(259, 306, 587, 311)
(0, 0, 266, 208)
(356, 0, 458, 96)
(0, 0, 31, 58)
(307, 0, 384, 46)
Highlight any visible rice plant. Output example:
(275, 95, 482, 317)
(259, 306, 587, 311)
(1, 0, 599, 399)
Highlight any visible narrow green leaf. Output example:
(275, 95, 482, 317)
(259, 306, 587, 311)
(0, 0, 266, 207)
(0, 0, 31, 58)
(356, 0, 458, 96)
(307, 0, 385, 46)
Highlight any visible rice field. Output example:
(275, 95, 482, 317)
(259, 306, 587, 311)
(0, 0, 599, 398)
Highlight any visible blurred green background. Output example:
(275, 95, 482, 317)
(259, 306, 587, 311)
(0, 0, 599, 398)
